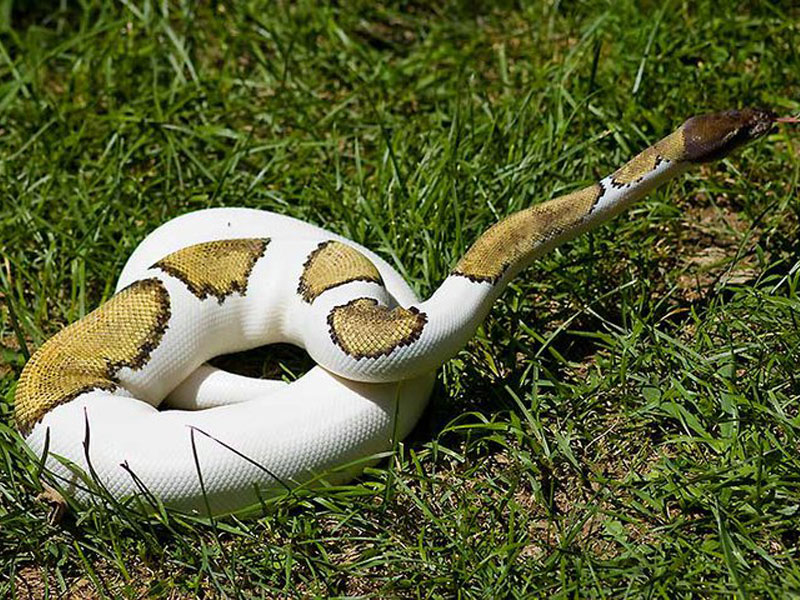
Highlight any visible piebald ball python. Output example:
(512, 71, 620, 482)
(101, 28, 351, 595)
(14, 108, 788, 515)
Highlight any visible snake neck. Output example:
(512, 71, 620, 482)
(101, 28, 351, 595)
(447, 106, 778, 294)
(405, 131, 688, 372)
(372, 109, 777, 381)
(450, 128, 688, 289)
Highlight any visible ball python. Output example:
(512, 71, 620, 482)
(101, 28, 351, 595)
(14, 108, 788, 515)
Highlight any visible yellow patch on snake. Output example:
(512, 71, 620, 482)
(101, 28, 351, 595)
(328, 298, 427, 359)
(15, 278, 171, 435)
(611, 129, 686, 186)
(453, 184, 602, 283)
(153, 238, 269, 303)
(298, 241, 383, 304)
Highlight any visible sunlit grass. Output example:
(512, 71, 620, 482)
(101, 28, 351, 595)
(1, 1, 799, 597)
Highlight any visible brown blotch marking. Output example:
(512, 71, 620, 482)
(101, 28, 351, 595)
(15, 278, 171, 435)
(153, 238, 269, 303)
(453, 184, 602, 284)
(327, 298, 427, 359)
(298, 241, 383, 304)
(610, 129, 686, 187)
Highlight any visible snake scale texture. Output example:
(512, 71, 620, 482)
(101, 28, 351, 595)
(14, 108, 783, 515)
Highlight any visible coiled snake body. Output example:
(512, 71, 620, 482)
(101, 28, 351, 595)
(15, 109, 782, 514)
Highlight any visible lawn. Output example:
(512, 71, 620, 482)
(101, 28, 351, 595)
(1, 0, 799, 597)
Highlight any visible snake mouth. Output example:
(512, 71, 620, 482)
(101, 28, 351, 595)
(681, 107, 778, 163)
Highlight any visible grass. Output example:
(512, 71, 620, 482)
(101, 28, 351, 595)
(1, 0, 799, 597)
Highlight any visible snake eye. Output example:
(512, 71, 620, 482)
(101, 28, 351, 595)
(681, 108, 777, 163)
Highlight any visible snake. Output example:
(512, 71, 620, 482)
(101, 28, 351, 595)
(14, 108, 786, 515)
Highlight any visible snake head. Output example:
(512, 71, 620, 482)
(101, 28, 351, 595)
(681, 107, 778, 163)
